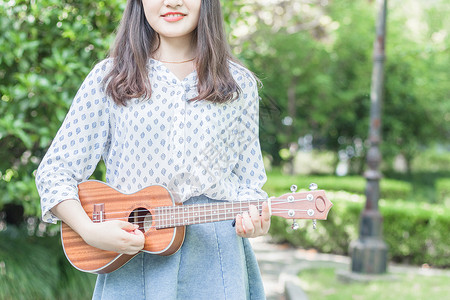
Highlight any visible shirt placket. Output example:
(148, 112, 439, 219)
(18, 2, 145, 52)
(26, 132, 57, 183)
(172, 83, 188, 172)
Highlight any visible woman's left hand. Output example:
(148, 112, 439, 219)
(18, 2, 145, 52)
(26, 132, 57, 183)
(235, 201, 271, 238)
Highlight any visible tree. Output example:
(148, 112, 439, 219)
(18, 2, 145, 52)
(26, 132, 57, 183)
(238, 0, 449, 173)
(0, 0, 125, 220)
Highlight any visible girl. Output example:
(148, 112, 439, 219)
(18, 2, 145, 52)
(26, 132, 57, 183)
(36, 0, 270, 299)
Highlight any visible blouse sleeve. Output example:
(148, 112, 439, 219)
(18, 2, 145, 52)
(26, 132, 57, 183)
(233, 74, 268, 201)
(35, 60, 111, 224)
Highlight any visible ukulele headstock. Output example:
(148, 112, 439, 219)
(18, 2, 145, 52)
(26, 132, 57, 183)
(269, 183, 332, 229)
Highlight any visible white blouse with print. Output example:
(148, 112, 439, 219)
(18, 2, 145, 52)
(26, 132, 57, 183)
(36, 59, 268, 224)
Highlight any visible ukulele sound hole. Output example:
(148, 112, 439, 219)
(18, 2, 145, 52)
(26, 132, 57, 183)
(128, 207, 153, 233)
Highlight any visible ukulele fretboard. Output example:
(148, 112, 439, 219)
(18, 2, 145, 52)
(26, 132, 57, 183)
(154, 200, 264, 229)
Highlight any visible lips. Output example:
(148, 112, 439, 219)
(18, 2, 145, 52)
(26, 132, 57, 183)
(161, 12, 187, 22)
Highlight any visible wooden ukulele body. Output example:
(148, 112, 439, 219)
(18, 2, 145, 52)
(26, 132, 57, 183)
(61, 181, 185, 274)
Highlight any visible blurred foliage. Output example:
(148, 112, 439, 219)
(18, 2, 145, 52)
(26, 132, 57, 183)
(0, 3, 122, 295)
(411, 147, 450, 173)
(269, 191, 450, 268)
(382, 149, 450, 204)
(0, 0, 124, 216)
(239, 0, 449, 169)
(436, 178, 450, 206)
(0, 225, 96, 299)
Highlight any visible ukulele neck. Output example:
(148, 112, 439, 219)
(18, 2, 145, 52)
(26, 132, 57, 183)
(155, 200, 265, 229)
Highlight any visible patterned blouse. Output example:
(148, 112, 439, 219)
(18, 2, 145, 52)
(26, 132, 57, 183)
(36, 58, 268, 224)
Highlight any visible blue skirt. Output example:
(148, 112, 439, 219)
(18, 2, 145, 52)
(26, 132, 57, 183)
(92, 195, 266, 300)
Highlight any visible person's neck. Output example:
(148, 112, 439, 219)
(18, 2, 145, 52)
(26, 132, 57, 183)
(154, 35, 196, 63)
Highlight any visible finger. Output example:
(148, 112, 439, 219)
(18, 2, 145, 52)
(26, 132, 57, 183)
(116, 223, 144, 239)
(133, 228, 143, 235)
(129, 227, 145, 239)
(132, 231, 146, 249)
(261, 201, 271, 234)
(242, 211, 255, 236)
(248, 205, 261, 227)
(235, 214, 245, 236)
(117, 221, 139, 231)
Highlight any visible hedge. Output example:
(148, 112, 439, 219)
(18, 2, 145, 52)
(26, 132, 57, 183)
(436, 178, 450, 206)
(268, 191, 450, 268)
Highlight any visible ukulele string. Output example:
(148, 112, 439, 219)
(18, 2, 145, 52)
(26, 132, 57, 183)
(121, 207, 314, 231)
(150, 208, 311, 223)
(97, 205, 311, 223)
(100, 198, 310, 217)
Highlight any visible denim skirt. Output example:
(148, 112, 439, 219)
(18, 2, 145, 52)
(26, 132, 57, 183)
(92, 195, 266, 300)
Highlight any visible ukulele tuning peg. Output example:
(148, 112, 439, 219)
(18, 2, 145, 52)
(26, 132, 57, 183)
(291, 219, 299, 230)
(313, 219, 317, 230)
(290, 185, 298, 193)
(309, 183, 318, 191)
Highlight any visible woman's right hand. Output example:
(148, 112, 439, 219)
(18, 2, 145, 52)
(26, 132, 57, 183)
(81, 220, 145, 255)
(51, 199, 145, 255)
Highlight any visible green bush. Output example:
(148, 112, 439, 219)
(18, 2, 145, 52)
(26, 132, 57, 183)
(412, 149, 450, 173)
(0, 0, 125, 217)
(436, 178, 450, 206)
(263, 170, 412, 200)
(268, 191, 450, 268)
(0, 225, 96, 299)
(381, 201, 450, 267)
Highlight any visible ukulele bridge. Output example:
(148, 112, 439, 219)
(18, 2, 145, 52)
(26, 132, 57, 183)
(93, 203, 105, 223)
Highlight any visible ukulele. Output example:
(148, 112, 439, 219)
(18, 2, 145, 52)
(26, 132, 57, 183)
(61, 180, 332, 274)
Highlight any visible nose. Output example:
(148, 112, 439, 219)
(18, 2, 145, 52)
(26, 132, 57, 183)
(163, 0, 183, 7)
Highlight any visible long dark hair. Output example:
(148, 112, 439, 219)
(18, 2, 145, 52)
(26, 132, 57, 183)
(104, 0, 241, 106)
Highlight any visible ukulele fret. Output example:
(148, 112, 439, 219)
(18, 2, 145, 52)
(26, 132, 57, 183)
(171, 207, 176, 228)
(210, 203, 213, 222)
(216, 203, 221, 222)
(172, 207, 176, 227)
(195, 205, 199, 224)
(188, 205, 192, 224)
(230, 203, 236, 220)
(202, 204, 206, 224)
(163, 206, 166, 228)
(163, 207, 167, 227)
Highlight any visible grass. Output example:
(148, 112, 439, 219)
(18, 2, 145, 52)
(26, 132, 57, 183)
(298, 267, 450, 300)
